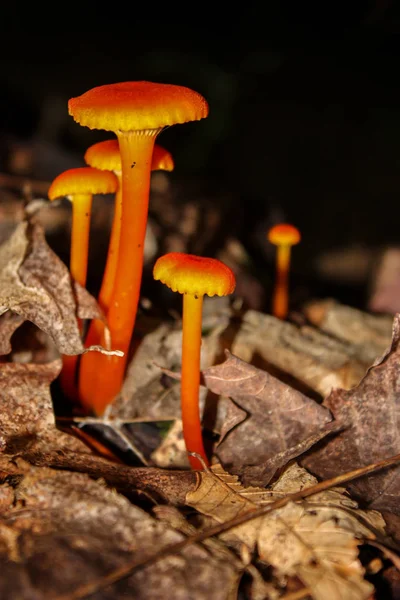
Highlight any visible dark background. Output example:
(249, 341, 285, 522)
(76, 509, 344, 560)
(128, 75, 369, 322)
(1, 2, 400, 310)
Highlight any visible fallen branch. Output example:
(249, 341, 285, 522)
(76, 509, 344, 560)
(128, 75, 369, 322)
(24, 448, 197, 506)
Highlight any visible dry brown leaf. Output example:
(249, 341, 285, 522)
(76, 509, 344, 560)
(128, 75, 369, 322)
(202, 352, 333, 485)
(229, 310, 368, 396)
(187, 463, 384, 600)
(0, 468, 239, 599)
(0, 215, 118, 357)
(303, 314, 400, 514)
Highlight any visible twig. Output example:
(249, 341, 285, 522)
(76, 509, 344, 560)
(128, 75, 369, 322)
(54, 451, 400, 600)
(24, 449, 196, 505)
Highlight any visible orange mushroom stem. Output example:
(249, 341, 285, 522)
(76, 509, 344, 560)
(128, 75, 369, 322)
(48, 167, 118, 400)
(153, 252, 235, 470)
(79, 139, 174, 412)
(84, 139, 174, 313)
(267, 224, 301, 320)
(69, 82, 208, 414)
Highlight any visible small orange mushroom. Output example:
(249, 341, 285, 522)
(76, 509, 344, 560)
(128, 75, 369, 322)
(48, 167, 118, 400)
(84, 139, 174, 312)
(267, 224, 301, 320)
(153, 252, 235, 470)
(48, 166, 118, 288)
(69, 81, 208, 413)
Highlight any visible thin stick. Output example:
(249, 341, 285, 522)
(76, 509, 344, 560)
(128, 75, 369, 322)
(54, 451, 400, 600)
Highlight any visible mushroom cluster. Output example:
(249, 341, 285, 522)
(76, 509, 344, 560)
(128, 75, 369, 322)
(48, 82, 302, 470)
(64, 81, 208, 415)
(48, 82, 233, 470)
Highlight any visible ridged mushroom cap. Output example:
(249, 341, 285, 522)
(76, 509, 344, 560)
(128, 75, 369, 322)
(48, 167, 118, 200)
(268, 224, 301, 246)
(154, 253, 236, 297)
(68, 81, 209, 132)
(84, 139, 174, 172)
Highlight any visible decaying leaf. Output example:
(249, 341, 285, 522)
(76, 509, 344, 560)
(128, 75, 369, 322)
(0, 360, 91, 459)
(0, 468, 239, 599)
(0, 216, 115, 356)
(201, 351, 333, 485)
(0, 311, 25, 355)
(229, 309, 368, 396)
(304, 299, 393, 365)
(303, 314, 400, 514)
(187, 463, 385, 600)
(112, 317, 222, 420)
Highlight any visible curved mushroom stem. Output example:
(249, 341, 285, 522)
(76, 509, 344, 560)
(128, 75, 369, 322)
(82, 175, 122, 349)
(79, 130, 159, 414)
(181, 293, 209, 470)
(60, 193, 92, 401)
(98, 174, 122, 311)
(70, 193, 93, 288)
(272, 244, 291, 320)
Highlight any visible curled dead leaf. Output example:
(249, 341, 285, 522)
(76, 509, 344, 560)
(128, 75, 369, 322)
(0, 215, 119, 357)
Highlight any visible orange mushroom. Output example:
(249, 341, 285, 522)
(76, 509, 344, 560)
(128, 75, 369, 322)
(267, 224, 301, 320)
(69, 81, 208, 414)
(80, 139, 174, 410)
(153, 252, 235, 470)
(83, 139, 174, 312)
(48, 166, 118, 288)
(48, 166, 118, 400)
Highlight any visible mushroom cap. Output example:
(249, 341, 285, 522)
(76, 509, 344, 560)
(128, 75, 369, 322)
(152, 144, 175, 172)
(48, 167, 118, 201)
(69, 81, 209, 132)
(153, 252, 236, 297)
(268, 224, 301, 246)
(84, 139, 174, 172)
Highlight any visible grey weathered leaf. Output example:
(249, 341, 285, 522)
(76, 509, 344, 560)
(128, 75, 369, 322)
(229, 309, 368, 396)
(0, 360, 90, 458)
(0, 218, 108, 356)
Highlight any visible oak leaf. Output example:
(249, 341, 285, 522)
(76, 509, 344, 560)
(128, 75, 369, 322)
(187, 463, 385, 600)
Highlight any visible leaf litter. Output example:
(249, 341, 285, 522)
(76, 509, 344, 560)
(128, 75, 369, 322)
(0, 200, 400, 598)
(303, 313, 400, 514)
(0, 202, 121, 358)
